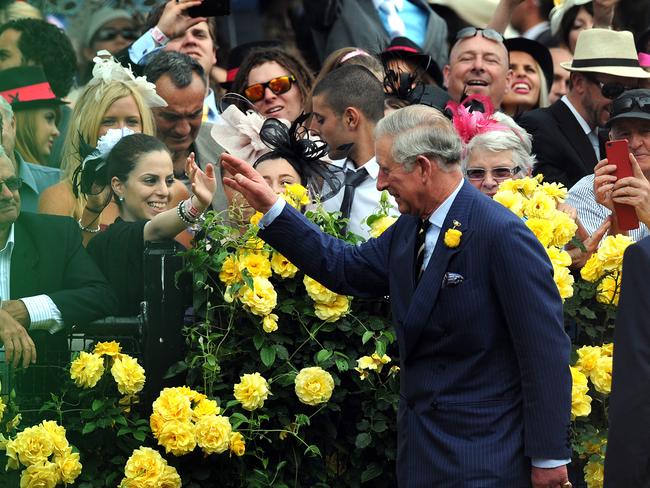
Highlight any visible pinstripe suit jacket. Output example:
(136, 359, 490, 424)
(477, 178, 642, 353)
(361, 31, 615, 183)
(259, 181, 572, 487)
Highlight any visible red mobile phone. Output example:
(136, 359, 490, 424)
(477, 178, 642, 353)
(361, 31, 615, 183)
(187, 0, 230, 18)
(606, 139, 639, 230)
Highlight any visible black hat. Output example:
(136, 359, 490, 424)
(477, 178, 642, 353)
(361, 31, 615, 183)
(504, 37, 554, 93)
(607, 89, 650, 127)
(0, 66, 67, 111)
(221, 40, 283, 90)
(380, 36, 443, 86)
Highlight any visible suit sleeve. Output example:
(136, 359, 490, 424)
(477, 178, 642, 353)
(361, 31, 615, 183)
(47, 219, 119, 326)
(490, 218, 572, 459)
(259, 203, 391, 297)
(604, 241, 650, 486)
(519, 113, 571, 187)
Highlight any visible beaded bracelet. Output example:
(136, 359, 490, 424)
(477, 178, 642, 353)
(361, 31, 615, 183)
(78, 218, 101, 233)
(177, 200, 196, 226)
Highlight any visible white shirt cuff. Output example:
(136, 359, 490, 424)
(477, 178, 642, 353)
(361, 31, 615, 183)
(128, 29, 163, 66)
(258, 198, 286, 230)
(531, 458, 570, 468)
(21, 295, 64, 334)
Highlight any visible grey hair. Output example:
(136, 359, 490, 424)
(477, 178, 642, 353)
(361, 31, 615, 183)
(375, 104, 462, 172)
(462, 112, 536, 175)
(144, 51, 206, 88)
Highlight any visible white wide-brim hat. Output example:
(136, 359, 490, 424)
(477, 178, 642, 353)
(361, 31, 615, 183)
(560, 29, 650, 79)
(428, 0, 499, 28)
(550, 0, 592, 36)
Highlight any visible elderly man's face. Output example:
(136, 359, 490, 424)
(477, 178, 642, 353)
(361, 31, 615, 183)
(443, 35, 511, 107)
(376, 135, 424, 215)
(611, 119, 650, 173)
(0, 154, 20, 228)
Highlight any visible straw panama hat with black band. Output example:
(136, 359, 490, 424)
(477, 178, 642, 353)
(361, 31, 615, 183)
(560, 28, 650, 79)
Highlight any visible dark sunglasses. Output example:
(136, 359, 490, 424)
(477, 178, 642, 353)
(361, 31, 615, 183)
(465, 166, 521, 181)
(244, 75, 296, 103)
(612, 95, 650, 115)
(455, 27, 504, 44)
(583, 74, 636, 100)
(0, 177, 23, 192)
(94, 27, 139, 43)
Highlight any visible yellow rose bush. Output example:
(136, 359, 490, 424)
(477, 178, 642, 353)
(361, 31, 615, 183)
(119, 447, 181, 488)
(494, 176, 577, 299)
(580, 234, 633, 305)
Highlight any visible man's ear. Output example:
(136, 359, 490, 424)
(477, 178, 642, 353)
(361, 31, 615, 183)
(415, 155, 434, 182)
(343, 107, 361, 130)
(443, 64, 451, 90)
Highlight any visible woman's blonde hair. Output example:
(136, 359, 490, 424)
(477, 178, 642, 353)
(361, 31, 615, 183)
(536, 64, 550, 109)
(60, 81, 156, 216)
(15, 107, 60, 165)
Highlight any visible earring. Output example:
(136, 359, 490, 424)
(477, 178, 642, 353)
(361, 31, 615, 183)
(118, 196, 124, 203)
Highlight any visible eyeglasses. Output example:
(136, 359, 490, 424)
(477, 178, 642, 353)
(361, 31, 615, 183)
(94, 28, 139, 43)
(0, 177, 23, 192)
(612, 95, 650, 115)
(455, 27, 504, 44)
(244, 75, 296, 103)
(465, 166, 521, 181)
(583, 73, 636, 100)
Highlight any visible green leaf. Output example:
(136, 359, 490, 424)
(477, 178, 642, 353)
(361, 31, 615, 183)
(82, 423, 96, 435)
(91, 399, 104, 412)
(335, 358, 349, 372)
(116, 427, 130, 437)
(361, 463, 383, 483)
(316, 349, 333, 363)
(163, 360, 188, 379)
(274, 344, 289, 360)
(133, 430, 146, 441)
(304, 444, 322, 457)
(115, 416, 128, 427)
(362, 331, 374, 344)
(253, 334, 264, 351)
(375, 340, 387, 357)
(260, 346, 276, 367)
(355, 432, 372, 449)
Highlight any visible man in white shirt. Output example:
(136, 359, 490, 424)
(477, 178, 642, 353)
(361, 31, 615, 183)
(310, 65, 397, 239)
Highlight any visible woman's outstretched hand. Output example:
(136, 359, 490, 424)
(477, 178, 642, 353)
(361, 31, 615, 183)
(186, 152, 217, 211)
(221, 153, 279, 214)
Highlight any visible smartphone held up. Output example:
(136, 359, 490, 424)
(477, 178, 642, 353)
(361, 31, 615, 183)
(187, 0, 230, 17)
(606, 139, 640, 231)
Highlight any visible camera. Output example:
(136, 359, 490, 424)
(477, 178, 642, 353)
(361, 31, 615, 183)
(187, 0, 230, 18)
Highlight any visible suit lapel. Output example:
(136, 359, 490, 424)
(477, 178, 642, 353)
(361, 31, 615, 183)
(10, 216, 39, 299)
(551, 101, 598, 173)
(402, 182, 476, 358)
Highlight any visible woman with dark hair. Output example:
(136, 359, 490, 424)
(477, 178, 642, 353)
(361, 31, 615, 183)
(550, 0, 594, 53)
(230, 47, 313, 123)
(82, 131, 216, 315)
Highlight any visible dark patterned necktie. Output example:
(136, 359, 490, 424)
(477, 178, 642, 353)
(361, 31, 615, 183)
(340, 167, 369, 222)
(414, 219, 431, 283)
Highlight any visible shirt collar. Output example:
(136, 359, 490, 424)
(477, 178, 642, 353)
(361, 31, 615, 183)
(344, 156, 379, 179)
(373, 0, 404, 11)
(15, 151, 38, 192)
(522, 22, 549, 40)
(0, 224, 15, 254)
(205, 89, 219, 120)
(561, 95, 593, 135)
(429, 179, 464, 229)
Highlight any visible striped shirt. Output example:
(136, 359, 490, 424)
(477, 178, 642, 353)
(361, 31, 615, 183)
(566, 174, 649, 242)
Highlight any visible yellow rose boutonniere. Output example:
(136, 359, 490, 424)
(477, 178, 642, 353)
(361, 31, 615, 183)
(443, 220, 462, 249)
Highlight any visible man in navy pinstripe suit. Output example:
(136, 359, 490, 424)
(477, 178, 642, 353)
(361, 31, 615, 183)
(222, 105, 573, 487)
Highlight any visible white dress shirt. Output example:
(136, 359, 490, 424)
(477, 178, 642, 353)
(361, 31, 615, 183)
(0, 225, 64, 334)
(323, 157, 399, 239)
(561, 96, 601, 160)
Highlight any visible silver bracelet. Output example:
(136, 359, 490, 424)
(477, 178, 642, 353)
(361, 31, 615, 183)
(78, 218, 101, 233)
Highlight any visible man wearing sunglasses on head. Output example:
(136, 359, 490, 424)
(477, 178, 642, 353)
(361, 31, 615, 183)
(519, 29, 650, 189)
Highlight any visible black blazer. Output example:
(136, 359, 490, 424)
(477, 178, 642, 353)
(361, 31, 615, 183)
(519, 100, 599, 189)
(604, 237, 650, 487)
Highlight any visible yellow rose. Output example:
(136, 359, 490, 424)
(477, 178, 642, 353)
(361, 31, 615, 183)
(584, 460, 604, 488)
(581, 255, 603, 282)
(249, 211, 263, 226)
(295, 367, 335, 406)
(525, 218, 554, 247)
(122, 447, 167, 485)
(576, 346, 602, 375)
(192, 398, 220, 421)
(314, 295, 350, 322)
(553, 265, 574, 300)
(270, 252, 298, 279)
(157, 419, 196, 456)
(229, 432, 246, 457)
(546, 247, 572, 267)
(262, 313, 279, 333)
(93, 341, 122, 357)
(13, 425, 54, 467)
(368, 216, 397, 238)
(238, 253, 272, 278)
(234, 372, 271, 411)
(195, 415, 231, 455)
(493, 189, 525, 217)
(570, 366, 592, 419)
(540, 181, 568, 203)
(596, 274, 620, 306)
(159, 465, 182, 488)
(6, 413, 21, 432)
(152, 388, 193, 423)
(240, 237, 267, 256)
(19, 460, 58, 488)
(5, 437, 19, 470)
(591, 356, 612, 395)
(525, 191, 556, 220)
(111, 355, 146, 395)
(356, 356, 376, 371)
(371, 353, 391, 369)
(597, 234, 633, 272)
(149, 413, 164, 438)
(0, 396, 6, 422)
(550, 210, 578, 248)
(303, 276, 338, 304)
(601, 343, 613, 357)
(239, 276, 277, 317)
(39, 421, 68, 456)
(70, 352, 105, 389)
(218, 255, 241, 285)
(224, 285, 236, 303)
(54, 447, 82, 484)
(282, 183, 310, 207)
(443, 228, 462, 248)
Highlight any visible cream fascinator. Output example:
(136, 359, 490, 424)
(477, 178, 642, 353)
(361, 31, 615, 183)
(87, 50, 167, 108)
